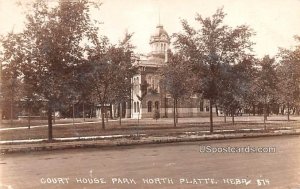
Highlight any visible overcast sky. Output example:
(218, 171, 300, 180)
(1, 0, 300, 58)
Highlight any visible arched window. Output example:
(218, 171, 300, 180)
(155, 101, 159, 110)
(137, 102, 140, 112)
(148, 101, 152, 112)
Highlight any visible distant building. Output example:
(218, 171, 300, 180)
(130, 24, 214, 119)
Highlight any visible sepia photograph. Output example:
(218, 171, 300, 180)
(0, 0, 300, 188)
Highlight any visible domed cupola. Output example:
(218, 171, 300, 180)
(149, 25, 170, 56)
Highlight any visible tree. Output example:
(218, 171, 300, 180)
(238, 58, 259, 116)
(0, 32, 25, 125)
(1, 66, 22, 124)
(173, 8, 254, 133)
(160, 52, 190, 127)
(218, 58, 256, 124)
(73, 60, 94, 121)
(254, 55, 278, 129)
(217, 64, 240, 125)
(109, 33, 136, 126)
(277, 36, 300, 120)
(19, 0, 98, 141)
(87, 33, 135, 129)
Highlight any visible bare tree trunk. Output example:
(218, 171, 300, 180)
(176, 99, 178, 124)
(232, 110, 235, 125)
(263, 101, 267, 131)
(287, 102, 290, 122)
(28, 105, 31, 129)
(209, 99, 213, 133)
(137, 103, 140, 137)
(119, 102, 122, 126)
(72, 102, 75, 126)
(173, 98, 176, 127)
(215, 105, 218, 116)
(224, 111, 227, 123)
(164, 94, 167, 118)
(101, 105, 105, 129)
(83, 102, 85, 122)
(53, 106, 56, 124)
(292, 107, 296, 115)
(264, 104, 268, 121)
(263, 116, 266, 130)
(90, 104, 93, 118)
(281, 105, 285, 115)
(47, 104, 53, 141)
(109, 103, 113, 119)
(10, 95, 13, 127)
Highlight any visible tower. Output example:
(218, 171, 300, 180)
(149, 25, 170, 59)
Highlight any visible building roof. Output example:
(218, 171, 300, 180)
(150, 25, 170, 44)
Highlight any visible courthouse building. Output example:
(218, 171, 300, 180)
(129, 24, 214, 119)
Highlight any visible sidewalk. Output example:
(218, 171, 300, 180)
(1, 128, 300, 154)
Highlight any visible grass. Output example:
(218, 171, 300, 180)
(0, 118, 100, 128)
(0, 115, 299, 141)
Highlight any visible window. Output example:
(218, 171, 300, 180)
(133, 77, 140, 94)
(152, 78, 155, 88)
(137, 102, 140, 112)
(134, 102, 137, 113)
(148, 76, 152, 85)
(206, 106, 209, 112)
(155, 101, 159, 110)
(148, 101, 152, 112)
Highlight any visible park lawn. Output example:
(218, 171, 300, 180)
(1, 115, 298, 128)
(0, 118, 100, 128)
(0, 116, 299, 141)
